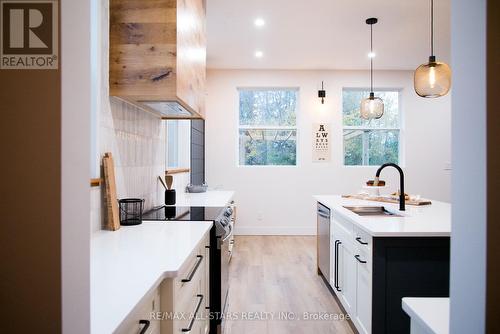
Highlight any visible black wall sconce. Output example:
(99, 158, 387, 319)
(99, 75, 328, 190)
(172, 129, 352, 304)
(318, 81, 326, 104)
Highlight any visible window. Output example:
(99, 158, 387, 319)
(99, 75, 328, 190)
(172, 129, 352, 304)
(342, 89, 401, 166)
(238, 89, 298, 166)
(166, 120, 191, 168)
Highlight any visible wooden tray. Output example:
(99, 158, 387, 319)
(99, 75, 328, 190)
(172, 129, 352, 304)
(342, 194, 432, 206)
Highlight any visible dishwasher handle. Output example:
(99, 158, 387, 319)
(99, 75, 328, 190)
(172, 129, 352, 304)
(317, 211, 330, 219)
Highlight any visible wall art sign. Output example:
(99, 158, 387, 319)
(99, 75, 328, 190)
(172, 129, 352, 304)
(312, 123, 330, 162)
(1, 0, 58, 69)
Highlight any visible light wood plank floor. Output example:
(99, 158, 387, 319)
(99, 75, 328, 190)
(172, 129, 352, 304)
(224, 236, 355, 334)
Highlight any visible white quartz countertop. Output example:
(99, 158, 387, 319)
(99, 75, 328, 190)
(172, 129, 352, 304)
(402, 297, 450, 334)
(91, 221, 212, 334)
(314, 195, 451, 237)
(168, 190, 235, 207)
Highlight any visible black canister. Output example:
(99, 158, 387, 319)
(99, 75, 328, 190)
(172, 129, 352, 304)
(165, 189, 176, 205)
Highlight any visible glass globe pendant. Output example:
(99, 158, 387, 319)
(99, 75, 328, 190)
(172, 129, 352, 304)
(360, 18, 384, 120)
(414, 0, 451, 97)
(361, 93, 384, 119)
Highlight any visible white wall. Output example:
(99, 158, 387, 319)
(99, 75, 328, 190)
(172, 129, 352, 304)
(206, 69, 451, 235)
(449, 0, 486, 332)
(62, 0, 92, 332)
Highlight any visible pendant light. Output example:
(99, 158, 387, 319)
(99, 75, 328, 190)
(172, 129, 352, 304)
(360, 18, 384, 120)
(414, 0, 451, 98)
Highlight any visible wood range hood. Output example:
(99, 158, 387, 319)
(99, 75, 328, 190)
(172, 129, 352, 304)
(110, 0, 206, 119)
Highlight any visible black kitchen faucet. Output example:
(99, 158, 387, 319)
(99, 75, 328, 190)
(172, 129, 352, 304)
(375, 163, 405, 211)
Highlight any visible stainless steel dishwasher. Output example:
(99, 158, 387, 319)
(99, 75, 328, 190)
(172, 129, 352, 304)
(317, 202, 331, 283)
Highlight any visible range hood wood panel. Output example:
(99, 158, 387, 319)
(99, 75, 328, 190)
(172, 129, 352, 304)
(109, 0, 206, 119)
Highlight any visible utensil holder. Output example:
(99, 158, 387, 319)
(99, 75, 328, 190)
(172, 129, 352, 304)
(118, 198, 145, 226)
(165, 189, 176, 205)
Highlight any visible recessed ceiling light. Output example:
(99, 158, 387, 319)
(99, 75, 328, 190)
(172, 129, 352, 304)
(368, 52, 376, 58)
(255, 50, 264, 58)
(254, 18, 265, 27)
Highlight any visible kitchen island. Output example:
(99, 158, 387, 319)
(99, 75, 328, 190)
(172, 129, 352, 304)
(314, 195, 451, 334)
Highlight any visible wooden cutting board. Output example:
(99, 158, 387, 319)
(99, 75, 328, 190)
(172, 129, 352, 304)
(342, 194, 432, 206)
(103, 152, 120, 231)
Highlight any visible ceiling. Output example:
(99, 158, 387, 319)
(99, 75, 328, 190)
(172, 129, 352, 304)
(206, 0, 450, 70)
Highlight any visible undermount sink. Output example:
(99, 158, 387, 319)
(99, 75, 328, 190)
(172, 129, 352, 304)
(343, 206, 402, 217)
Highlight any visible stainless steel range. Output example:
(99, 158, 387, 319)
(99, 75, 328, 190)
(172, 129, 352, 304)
(143, 205, 234, 334)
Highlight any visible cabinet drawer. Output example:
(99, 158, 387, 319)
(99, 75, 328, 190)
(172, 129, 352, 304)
(174, 253, 205, 306)
(173, 291, 205, 334)
(332, 210, 353, 238)
(161, 233, 210, 334)
(353, 226, 372, 253)
(174, 236, 208, 304)
(353, 246, 371, 269)
(115, 288, 161, 334)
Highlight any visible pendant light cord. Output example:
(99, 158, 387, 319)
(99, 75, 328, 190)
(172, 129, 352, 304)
(370, 22, 374, 93)
(430, 0, 434, 57)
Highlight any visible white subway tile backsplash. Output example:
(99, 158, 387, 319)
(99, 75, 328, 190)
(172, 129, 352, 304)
(90, 97, 167, 233)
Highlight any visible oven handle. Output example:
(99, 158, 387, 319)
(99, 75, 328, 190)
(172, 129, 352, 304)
(222, 225, 233, 242)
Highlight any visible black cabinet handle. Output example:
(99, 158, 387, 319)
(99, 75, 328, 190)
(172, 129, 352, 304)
(354, 255, 367, 264)
(355, 237, 368, 245)
(181, 294, 204, 332)
(139, 319, 150, 334)
(334, 240, 342, 292)
(182, 255, 203, 282)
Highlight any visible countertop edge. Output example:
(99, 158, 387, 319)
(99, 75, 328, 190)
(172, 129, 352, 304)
(402, 297, 450, 334)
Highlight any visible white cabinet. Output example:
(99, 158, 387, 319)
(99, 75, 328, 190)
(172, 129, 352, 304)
(160, 234, 210, 334)
(355, 250, 371, 334)
(338, 240, 357, 314)
(331, 212, 373, 334)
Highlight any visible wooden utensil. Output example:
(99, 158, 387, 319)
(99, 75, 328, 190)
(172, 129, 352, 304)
(165, 174, 173, 190)
(103, 152, 120, 231)
(158, 176, 167, 190)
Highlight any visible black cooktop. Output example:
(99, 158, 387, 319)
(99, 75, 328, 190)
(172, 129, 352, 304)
(142, 206, 225, 221)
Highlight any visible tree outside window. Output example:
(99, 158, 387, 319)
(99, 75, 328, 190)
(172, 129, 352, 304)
(238, 89, 298, 166)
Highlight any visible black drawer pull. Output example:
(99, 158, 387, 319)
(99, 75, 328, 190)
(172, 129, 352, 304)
(139, 319, 150, 334)
(355, 255, 367, 264)
(181, 255, 203, 283)
(181, 294, 204, 332)
(355, 237, 369, 245)
(334, 240, 342, 292)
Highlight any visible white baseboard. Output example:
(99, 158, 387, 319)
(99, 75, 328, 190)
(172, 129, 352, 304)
(234, 226, 316, 236)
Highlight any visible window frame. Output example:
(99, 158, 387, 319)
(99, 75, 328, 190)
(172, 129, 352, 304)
(341, 88, 404, 167)
(236, 87, 300, 168)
